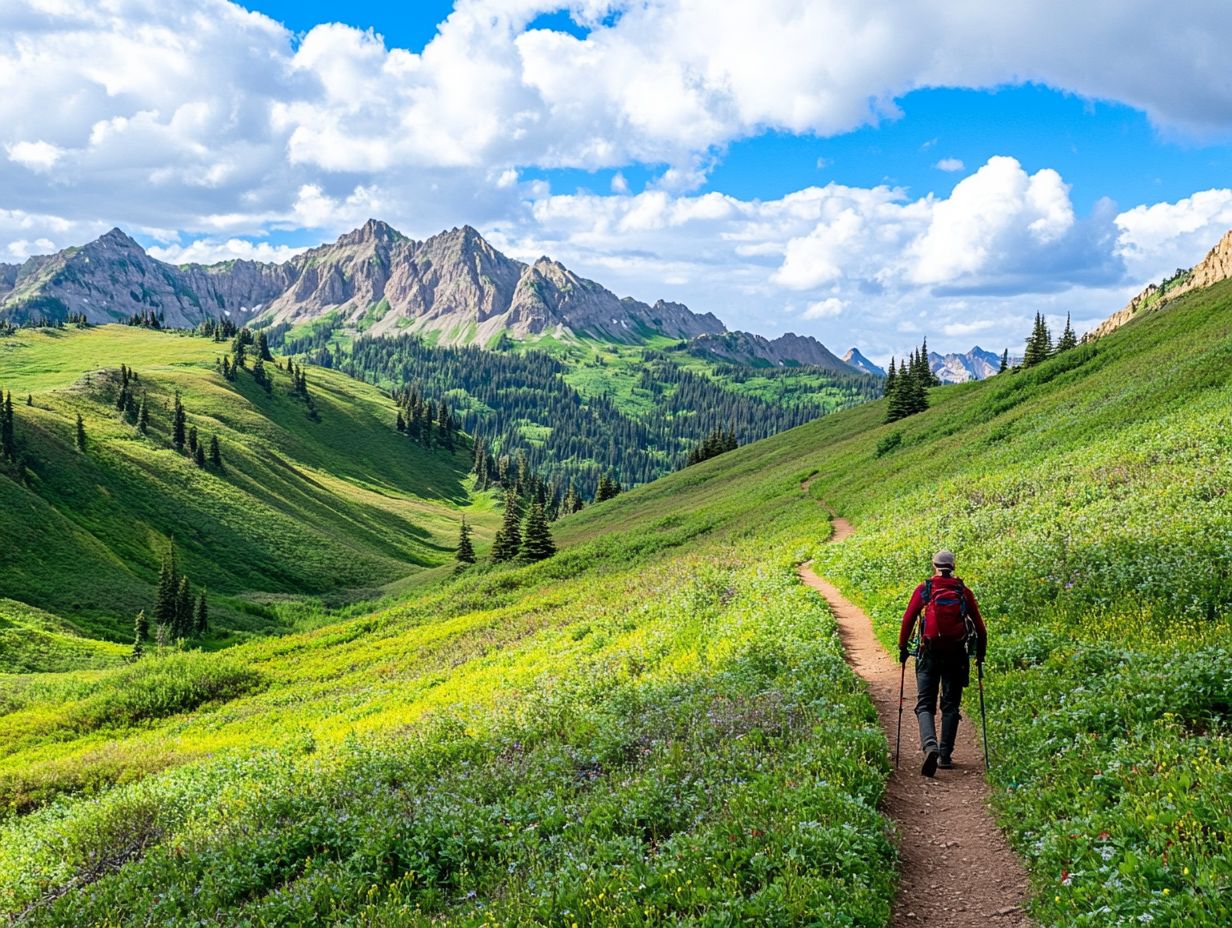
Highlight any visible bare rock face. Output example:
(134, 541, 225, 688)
(1090, 229, 1232, 339)
(0, 219, 727, 345)
(842, 348, 886, 377)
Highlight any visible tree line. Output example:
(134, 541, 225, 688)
(132, 543, 208, 657)
(271, 329, 872, 501)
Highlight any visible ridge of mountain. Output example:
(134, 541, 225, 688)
(686, 330, 864, 375)
(841, 348, 885, 377)
(0, 222, 741, 349)
(927, 346, 1010, 383)
(1090, 228, 1232, 339)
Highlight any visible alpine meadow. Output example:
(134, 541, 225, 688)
(4, 2, 1232, 927)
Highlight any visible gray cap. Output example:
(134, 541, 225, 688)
(932, 549, 956, 568)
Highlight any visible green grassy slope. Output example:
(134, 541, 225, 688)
(1, 277, 1230, 925)
(0, 326, 496, 654)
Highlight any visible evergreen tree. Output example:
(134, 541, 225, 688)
(194, 442, 206, 468)
(172, 391, 186, 450)
(188, 425, 199, 455)
(154, 546, 179, 626)
(999, 349, 1009, 373)
(233, 339, 247, 370)
(1056, 313, 1077, 352)
(252, 355, 268, 390)
(1023, 313, 1053, 367)
(562, 481, 583, 515)
(256, 331, 273, 361)
(456, 518, 476, 564)
(1, 390, 14, 461)
(134, 608, 149, 644)
(209, 434, 222, 469)
(75, 413, 87, 452)
(396, 410, 406, 432)
(491, 492, 522, 562)
(174, 576, 193, 638)
(26, 394, 32, 406)
(520, 502, 556, 561)
(138, 396, 149, 434)
(194, 589, 209, 635)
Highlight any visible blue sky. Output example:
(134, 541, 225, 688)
(4, 0, 1232, 360)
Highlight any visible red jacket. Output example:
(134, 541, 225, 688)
(899, 575, 987, 660)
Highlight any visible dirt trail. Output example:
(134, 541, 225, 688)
(799, 513, 1032, 927)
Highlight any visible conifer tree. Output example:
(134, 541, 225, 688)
(194, 442, 206, 468)
(456, 518, 476, 564)
(154, 546, 179, 626)
(1023, 313, 1053, 367)
(75, 413, 87, 452)
(1056, 313, 1077, 352)
(999, 349, 1009, 372)
(256, 331, 273, 361)
(26, 394, 32, 406)
(138, 396, 149, 434)
(491, 492, 522, 561)
(134, 608, 149, 644)
(396, 410, 406, 432)
(174, 576, 193, 638)
(172, 391, 186, 450)
(521, 501, 556, 561)
(252, 355, 268, 390)
(562, 481, 582, 515)
(1, 391, 14, 461)
(188, 425, 199, 455)
(194, 589, 208, 635)
(209, 434, 222, 469)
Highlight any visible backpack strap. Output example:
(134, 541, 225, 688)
(919, 579, 933, 640)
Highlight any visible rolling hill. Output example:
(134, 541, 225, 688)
(1, 249, 1229, 925)
(0, 324, 494, 657)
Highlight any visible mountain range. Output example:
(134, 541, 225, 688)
(928, 346, 1011, 383)
(0, 221, 874, 376)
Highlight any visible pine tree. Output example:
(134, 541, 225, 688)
(138, 395, 149, 433)
(154, 546, 179, 626)
(1, 391, 14, 461)
(174, 576, 193, 638)
(456, 518, 476, 564)
(134, 608, 149, 643)
(256, 331, 273, 361)
(1056, 313, 1077, 352)
(252, 355, 269, 391)
(1023, 313, 1053, 367)
(172, 391, 186, 450)
(209, 434, 222, 469)
(194, 442, 206, 467)
(75, 413, 87, 452)
(491, 492, 522, 561)
(562, 481, 582, 515)
(999, 349, 1009, 373)
(520, 501, 556, 561)
(194, 589, 208, 636)
(188, 425, 199, 455)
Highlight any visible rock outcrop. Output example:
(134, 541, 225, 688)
(1090, 229, 1232, 339)
(842, 348, 885, 377)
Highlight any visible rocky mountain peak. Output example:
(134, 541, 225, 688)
(334, 218, 401, 248)
(842, 347, 886, 377)
(95, 227, 142, 250)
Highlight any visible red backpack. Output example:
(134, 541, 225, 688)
(920, 576, 970, 646)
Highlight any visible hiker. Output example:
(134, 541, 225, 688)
(898, 549, 987, 776)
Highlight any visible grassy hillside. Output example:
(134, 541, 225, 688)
(1, 278, 1230, 925)
(0, 325, 496, 656)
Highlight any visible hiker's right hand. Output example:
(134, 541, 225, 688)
(898, 646, 908, 664)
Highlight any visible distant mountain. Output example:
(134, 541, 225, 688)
(928, 346, 1011, 383)
(0, 221, 728, 346)
(842, 348, 885, 377)
(1090, 229, 1232, 339)
(687, 331, 862, 375)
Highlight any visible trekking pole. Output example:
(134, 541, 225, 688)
(976, 660, 991, 771)
(895, 660, 905, 769)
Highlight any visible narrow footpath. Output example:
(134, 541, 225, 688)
(798, 515, 1032, 927)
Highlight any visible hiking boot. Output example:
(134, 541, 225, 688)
(922, 750, 939, 777)
(937, 755, 954, 769)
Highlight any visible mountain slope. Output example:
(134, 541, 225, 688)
(2, 271, 1231, 925)
(0, 325, 491, 649)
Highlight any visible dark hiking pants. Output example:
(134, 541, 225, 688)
(915, 644, 969, 759)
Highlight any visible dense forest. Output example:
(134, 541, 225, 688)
(272, 328, 881, 498)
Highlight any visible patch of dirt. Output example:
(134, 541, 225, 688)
(799, 512, 1032, 927)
